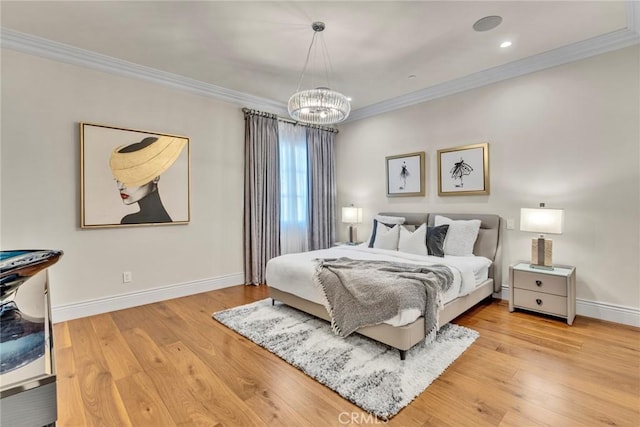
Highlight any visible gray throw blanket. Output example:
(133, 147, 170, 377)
(313, 258, 454, 345)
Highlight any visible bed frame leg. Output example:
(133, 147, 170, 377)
(399, 350, 407, 361)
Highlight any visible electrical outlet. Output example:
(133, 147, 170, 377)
(506, 219, 515, 230)
(123, 271, 132, 283)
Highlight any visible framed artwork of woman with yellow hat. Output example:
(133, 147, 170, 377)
(80, 123, 190, 228)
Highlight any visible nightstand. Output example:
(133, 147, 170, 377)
(509, 263, 576, 325)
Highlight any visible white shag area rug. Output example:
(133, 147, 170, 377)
(212, 298, 478, 420)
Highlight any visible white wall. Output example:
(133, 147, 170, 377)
(3, 44, 638, 324)
(336, 46, 640, 314)
(1, 49, 245, 320)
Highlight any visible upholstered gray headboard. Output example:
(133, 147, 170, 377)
(378, 212, 428, 227)
(379, 212, 503, 292)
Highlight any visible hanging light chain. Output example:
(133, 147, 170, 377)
(318, 33, 333, 91)
(295, 29, 320, 92)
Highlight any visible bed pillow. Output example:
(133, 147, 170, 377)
(372, 222, 401, 250)
(398, 223, 428, 256)
(434, 215, 481, 256)
(426, 224, 449, 257)
(368, 215, 406, 247)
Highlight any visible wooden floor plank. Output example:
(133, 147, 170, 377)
(54, 346, 88, 427)
(120, 326, 225, 425)
(161, 340, 266, 426)
(166, 295, 364, 425)
(89, 313, 143, 381)
(53, 321, 71, 349)
(115, 371, 177, 426)
(512, 369, 640, 426)
(54, 286, 640, 426)
(66, 316, 133, 426)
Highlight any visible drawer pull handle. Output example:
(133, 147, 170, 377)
(536, 298, 543, 305)
(535, 280, 542, 287)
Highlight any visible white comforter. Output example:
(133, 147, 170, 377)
(265, 245, 491, 327)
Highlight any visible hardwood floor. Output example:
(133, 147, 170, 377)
(53, 285, 640, 426)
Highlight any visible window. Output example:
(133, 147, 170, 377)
(278, 122, 308, 254)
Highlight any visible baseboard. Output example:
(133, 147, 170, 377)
(52, 279, 639, 327)
(52, 273, 243, 323)
(498, 285, 640, 327)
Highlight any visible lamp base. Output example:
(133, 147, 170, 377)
(531, 237, 554, 269)
(348, 225, 358, 244)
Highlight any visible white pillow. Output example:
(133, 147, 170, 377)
(398, 223, 428, 256)
(373, 223, 401, 250)
(366, 215, 406, 247)
(434, 215, 481, 256)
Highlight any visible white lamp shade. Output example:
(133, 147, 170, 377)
(520, 208, 564, 234)
(342, 206, 362, 224)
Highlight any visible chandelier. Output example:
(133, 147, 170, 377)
(288, 22, 351, 125)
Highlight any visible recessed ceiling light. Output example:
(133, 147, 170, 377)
(346, 96, 353, 101)
(473, 15, 503, 32)
(408, 74, 416, 79)
(500, 41, 512, 48)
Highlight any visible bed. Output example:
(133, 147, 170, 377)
(266, 212, 503, 359)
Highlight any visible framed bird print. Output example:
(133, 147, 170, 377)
(386, 151, 425, 197)
(437, 142, 489, 196)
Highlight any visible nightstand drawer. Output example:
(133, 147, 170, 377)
(513, 288, 568, 316)
(513, 270, 567, 296)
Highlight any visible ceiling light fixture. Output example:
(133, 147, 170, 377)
(288, 21, 351, 125)
(500, 41, 512, 48)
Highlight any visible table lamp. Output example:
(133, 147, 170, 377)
(341, 205, 363, 244)
(520, 203, 564, 269)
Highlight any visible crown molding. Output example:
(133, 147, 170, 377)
(347, 27, 640, 122)
(2, 17, 639, 124)
(0, 28, 289, 116)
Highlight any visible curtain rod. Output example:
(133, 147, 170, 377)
(242, 108, 339, 133)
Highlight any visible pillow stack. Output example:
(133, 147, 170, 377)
(365, 214, 482, 257)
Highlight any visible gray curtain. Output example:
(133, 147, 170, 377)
(244, 112, 280, 285)
(307, 127, 337, 250)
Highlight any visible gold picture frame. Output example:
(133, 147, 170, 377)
(386, 151, 426, 197)
(437, 142, 489, 196)
(80, 122, 190, 228)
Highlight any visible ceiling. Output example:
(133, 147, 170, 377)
(1, 1, 636, 119)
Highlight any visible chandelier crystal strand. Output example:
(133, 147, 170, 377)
(288, 22, 351, 125)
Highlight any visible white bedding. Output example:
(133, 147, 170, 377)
(265, 245, 491, 327)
